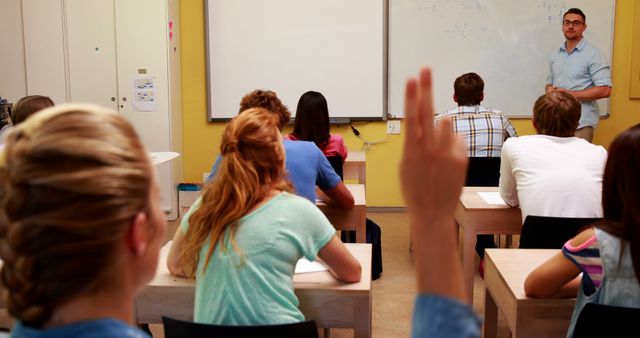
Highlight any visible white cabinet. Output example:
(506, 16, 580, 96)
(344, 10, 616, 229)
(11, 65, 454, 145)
(20, 0, 183, 220)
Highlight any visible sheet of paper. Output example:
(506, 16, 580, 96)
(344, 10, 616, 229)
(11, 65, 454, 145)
(132, 76, 157, 112)
(295, 258, 328, 274)
(149, 151, 180, 165)
(477, 192, 507, 205)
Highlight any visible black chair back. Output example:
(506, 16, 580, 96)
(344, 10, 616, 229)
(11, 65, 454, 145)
(162, 316, 319, 338)
(326, 156, 344, 180)
(466, 157, 501, 187)
(519, 216, 600, 249)
(573, 303, 640, 338)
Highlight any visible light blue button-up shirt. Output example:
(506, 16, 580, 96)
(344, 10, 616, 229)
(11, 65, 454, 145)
(546, 38, 612, 128)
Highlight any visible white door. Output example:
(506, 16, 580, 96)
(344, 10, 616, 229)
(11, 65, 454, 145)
(22, 0, 67, 104)
(65, 0, 119, 110)
(115, 0, 174, 213)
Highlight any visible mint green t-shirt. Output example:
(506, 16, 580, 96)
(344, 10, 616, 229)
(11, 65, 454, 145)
(180, 192, 335, 325)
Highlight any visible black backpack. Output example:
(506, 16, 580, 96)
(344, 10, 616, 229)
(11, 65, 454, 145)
(340, 218, 383, 280)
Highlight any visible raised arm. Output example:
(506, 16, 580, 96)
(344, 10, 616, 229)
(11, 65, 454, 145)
(403, 67, 480, 338)
(401, 67, 469, 302)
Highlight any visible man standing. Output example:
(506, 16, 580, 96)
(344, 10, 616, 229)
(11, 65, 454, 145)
(546, 8, 612, 142)
(436, 72, 517, 272)
(500, 91, 606, 226)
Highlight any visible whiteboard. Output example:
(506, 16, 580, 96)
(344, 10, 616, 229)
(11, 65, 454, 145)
(206, 0, 385, 121)
(388, 0, 615, 118)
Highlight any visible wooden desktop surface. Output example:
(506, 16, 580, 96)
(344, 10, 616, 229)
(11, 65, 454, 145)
(344, 151, 366, 184)
(136, 243, 373, 338)
(455, 187, 522, 302)
(318, 184, 367, 243)
(483, 249, 575, 338)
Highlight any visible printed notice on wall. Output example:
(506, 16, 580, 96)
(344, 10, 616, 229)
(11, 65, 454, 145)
(132, 76, 157, 112)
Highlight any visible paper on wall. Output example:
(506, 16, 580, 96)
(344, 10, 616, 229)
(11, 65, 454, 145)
(132, 76, 157, 112)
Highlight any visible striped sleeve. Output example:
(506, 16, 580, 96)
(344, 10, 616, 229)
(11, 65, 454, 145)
(562, 235, 603, 296)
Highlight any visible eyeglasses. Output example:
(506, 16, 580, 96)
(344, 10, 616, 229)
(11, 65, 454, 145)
(563, 20, 584, 27)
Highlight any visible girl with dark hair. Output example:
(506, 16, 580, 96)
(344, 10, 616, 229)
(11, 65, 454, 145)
(287, 91, 348, 163)
(525, 123, 640, 337)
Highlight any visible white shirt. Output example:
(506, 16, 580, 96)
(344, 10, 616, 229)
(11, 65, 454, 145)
(499, 135, 607, 222)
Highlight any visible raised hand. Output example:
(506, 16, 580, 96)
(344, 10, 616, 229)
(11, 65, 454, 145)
(400, 67, 468, 224)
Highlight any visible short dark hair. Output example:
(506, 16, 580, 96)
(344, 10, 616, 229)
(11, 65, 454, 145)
(532, 91, 580, 137)
(238, 90, 290, 129)
(292, 91, 330, 149)
(454, 73, 484, 106)
(564, 8, 586, 22)
(11, 95, 54, 125)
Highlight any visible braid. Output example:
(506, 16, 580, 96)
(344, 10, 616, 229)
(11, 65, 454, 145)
(0, 105, 152, 327)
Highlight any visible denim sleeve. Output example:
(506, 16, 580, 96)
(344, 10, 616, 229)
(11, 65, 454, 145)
(412, 294, 481, 338)
(207, 155, 222, 183)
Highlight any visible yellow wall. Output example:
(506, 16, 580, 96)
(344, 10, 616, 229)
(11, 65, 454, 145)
(180, 1, 639, 207)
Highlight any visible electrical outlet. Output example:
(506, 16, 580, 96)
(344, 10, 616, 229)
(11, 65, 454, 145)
(386, 120, 401, 135)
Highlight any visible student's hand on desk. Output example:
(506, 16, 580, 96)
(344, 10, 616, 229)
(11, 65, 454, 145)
(400, 67, 468, 222)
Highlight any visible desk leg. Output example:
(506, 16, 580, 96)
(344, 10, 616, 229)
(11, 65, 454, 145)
(358, 165, 366, 185)
(353, 296, 372, 338)
(462, 220, 477, 303)
(483, 289, 498, 338)
(356, 221, 366, 243)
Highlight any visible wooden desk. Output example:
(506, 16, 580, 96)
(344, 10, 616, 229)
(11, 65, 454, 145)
(483, 249, 575, 338)
(455, 187, 522, 302)
(318, 184, 367, 243)
(344, 151, 366, 184)
(136, 243, 372, 338)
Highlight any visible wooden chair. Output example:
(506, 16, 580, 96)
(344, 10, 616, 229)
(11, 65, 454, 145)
(519, 216, 601, 249)
(573, 303, 640, 338)
(162, 316, 319, 338)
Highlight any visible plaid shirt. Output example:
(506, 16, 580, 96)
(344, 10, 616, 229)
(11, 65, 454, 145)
(435, 105, 517, 157)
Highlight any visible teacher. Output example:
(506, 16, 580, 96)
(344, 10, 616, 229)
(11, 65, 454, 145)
(545, 8, 612, 143)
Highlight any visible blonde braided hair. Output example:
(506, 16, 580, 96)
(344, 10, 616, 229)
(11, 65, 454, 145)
(0, 104, 153, 327)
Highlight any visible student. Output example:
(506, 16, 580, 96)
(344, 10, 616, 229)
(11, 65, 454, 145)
(167, 108, 361, 325)
(525, 123, 640, 338)
(437, 73, 517, 271)
(403, 67, 481, 338)
(210, 89, 354, 209)
(0, 104, 167, 338)
(286, 91, 348, 163)
(11, 95, 55, 125)
(499, 91, 607, 224)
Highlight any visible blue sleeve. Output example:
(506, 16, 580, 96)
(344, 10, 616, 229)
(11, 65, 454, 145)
(589, 50, 612, 87)
(546, 52, 555, 85)
(207, 155, 222, 183)
(315, 147, 341, 190)
(412, 294, 481, 338)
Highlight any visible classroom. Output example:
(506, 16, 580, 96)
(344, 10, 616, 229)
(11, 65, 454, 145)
(0, 0, 639, 337)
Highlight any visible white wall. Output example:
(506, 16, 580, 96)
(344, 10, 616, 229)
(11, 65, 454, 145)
(0, 0, 27, 102)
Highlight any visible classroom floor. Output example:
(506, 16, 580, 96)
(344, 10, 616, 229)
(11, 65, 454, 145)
(150, 211, 513, 338)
